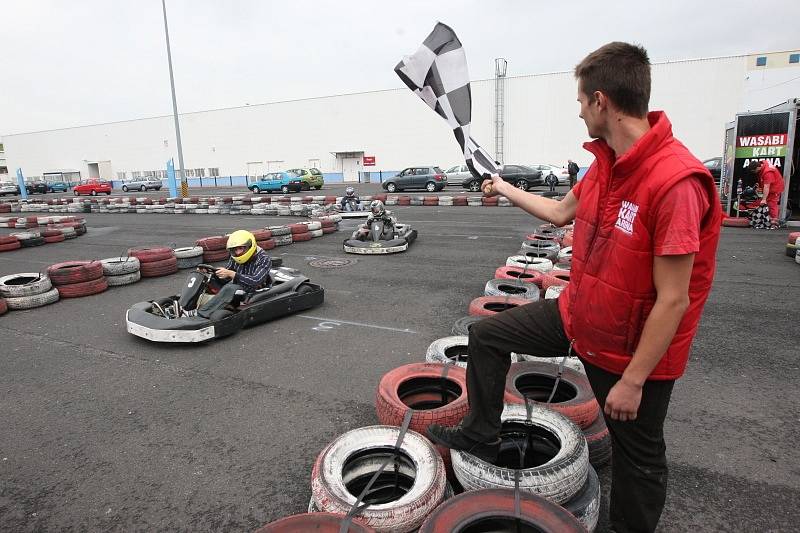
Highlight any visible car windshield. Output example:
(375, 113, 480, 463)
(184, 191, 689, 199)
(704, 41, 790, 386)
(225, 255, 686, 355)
(310, 168, 322, 175)
(434, 167, 444, 174)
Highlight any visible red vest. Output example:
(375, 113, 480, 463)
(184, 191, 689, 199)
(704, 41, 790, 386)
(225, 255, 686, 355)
(558, 112, 722, 380)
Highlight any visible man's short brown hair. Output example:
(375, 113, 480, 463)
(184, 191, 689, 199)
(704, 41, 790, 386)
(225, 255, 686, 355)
(575, 42, 651, 118)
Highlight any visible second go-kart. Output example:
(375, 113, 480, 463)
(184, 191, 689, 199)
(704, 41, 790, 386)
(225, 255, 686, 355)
(125, 263, 324, 343)
(343, 219, 417, 255)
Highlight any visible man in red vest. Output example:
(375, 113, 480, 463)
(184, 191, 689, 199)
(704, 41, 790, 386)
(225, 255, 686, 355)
(428, 42, 721, 532)
(748, 160, 785, 228)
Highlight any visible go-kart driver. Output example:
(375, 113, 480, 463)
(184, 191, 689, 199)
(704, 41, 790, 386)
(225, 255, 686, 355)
(353, 200, 398, 240)
(340, 186, 360, 210)
(197, 230, 272, 318)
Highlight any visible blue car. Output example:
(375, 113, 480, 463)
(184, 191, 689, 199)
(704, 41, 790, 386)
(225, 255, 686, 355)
(47, 181, 70, 192)
(249, 171, 304, 194)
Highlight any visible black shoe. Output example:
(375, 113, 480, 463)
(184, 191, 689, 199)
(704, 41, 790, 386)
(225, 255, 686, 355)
(426, 424, 500, 463)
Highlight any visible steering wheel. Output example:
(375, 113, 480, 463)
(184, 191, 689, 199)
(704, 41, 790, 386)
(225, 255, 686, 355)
(196, 263, 217, 273)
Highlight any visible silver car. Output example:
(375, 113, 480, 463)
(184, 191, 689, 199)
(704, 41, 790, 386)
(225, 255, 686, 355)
(121, 178, 162, 192)
(444, 164, 472, 186)
(0, 183, 19, 196)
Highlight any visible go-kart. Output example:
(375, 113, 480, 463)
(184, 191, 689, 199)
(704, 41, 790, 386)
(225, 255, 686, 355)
(343, 219, 417, 254)
(125, 263, 324, 343)
(337, 197, 369, 218)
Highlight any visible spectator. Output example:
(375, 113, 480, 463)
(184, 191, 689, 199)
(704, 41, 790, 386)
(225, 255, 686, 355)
(568, 159, 580, 188)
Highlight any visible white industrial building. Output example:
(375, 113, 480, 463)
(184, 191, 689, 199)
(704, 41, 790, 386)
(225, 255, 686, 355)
(2, 49, 799, 184)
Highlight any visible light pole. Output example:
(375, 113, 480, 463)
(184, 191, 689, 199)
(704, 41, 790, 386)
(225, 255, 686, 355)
(161, 0, 188, 198)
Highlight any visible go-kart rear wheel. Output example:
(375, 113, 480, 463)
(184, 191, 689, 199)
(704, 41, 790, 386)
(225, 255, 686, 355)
(297, 283, 315, 295)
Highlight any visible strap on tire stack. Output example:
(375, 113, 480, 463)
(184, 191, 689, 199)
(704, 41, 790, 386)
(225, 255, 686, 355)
(128, 247, 178, 278)
(46, 261, 108, 298)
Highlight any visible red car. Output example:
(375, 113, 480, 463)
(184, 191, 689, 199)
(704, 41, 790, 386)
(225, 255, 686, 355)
(73, 179, 112, 196)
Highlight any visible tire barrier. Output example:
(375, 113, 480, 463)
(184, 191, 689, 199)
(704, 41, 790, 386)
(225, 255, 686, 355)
(418, 489, 585, 533)
(0, 273, 60, 309)
(105, 270, 141, 287)
(506, 255, 553, 272)
(55, 277, 109, 298)
(484, 278, 540, 300)
(504, 361, 600, 429)
(202, 249, 230, 263)
(451, 403, 589, 504)
(0, 297, 6, 316)
(173, 246, 204, 269)
(468, 295, 531, 316)
(545, 285, 566, 299)
(127, 247, 174, 263)
(564, 465, 601, 532)
(721, 216, 749, 227)
(583, 413, 612, 469)
(426, 336, 520, 368)
(514, 353, 585, 374)
(311, 425, 447, 532)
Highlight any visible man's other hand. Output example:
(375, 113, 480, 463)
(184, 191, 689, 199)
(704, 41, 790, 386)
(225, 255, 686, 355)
(215, 268, 236, 280)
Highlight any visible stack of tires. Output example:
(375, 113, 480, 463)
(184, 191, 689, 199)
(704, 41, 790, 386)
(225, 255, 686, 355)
(127, 247, 178, 278)
(101, 257, 141, 286)
(12, 232, 45, 247)
(46, 261, 108, 298)
(251, 229, 276, 251)
(40, 228, 66, 244)
(196, 236, 229, 263)
(268, 225, 293, 246)
(288, 223, 312, 243)
(0, 234, 20, 252)
(0, 273, 60, 310)
(173, 246, 204, 269)
(786, 232, 800, 260)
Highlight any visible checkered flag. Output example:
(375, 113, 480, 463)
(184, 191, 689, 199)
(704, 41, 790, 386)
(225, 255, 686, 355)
(395, 22, 500, 182)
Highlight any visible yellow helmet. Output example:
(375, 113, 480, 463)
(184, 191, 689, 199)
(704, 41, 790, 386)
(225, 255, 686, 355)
(226, 230, 257, 264)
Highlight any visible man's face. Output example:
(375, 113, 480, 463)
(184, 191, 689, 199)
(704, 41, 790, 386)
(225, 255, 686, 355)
(577, 82, 603, 139)
(232, 245, 248, 257)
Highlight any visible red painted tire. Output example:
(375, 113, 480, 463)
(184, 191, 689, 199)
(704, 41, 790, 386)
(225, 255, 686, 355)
(56, 276, 108, 298)
(562, 232, 574, 247)
(128, 247, 174, 263)
(722, 216, 749, 227)
(322, 226, 337, 234)
(257, 238, 276, 250)
(372, 194, 387, 202)
(468, 295, 531, 316)
(288, 223, 310, 235)
(251, 229, 272, 241)
(494, 266, 542, 284)
(324, 195, 337, 204)
(139, 256, 178, 277)
(422, 196, 438, 206)
(788, 232, 800, 244)
(203, 249, 230, 263)
(0, 297, 7, 315)
(504, 361, 600, 429)
(0, 242, 21, 252)
(254, 512, 375, 533)
(43, 234, 66, 243)
(292, 232, 313, 242)
(375, 363, 469, 434)
(541, 271, 570, 290)
(482, 196, 499, 206)
(452, 196, 468, 206)
(196, 236, 228, 251)
(419, 489, 585, 532)
(397, 196, 411, 206)
(40, 229, 63, 238)
(584, 412, 612, 468)
(0, 204, 10, 213)
(47, 260, 104, 285)
(0, 236, 19, 245)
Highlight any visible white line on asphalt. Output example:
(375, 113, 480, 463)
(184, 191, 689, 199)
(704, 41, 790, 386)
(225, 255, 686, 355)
(297, 314, 417, 334)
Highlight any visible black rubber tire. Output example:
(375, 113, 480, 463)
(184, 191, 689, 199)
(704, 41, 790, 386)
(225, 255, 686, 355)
(563, 464, 600, 532)
(386, 183, 397, 192)
(583, 413, 612, 469)
(451, 315, 484, 336)
(19, 236, 46, 247)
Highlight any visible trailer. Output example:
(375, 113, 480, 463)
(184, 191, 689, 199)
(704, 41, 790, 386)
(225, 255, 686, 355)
(720, 98, 800, 226)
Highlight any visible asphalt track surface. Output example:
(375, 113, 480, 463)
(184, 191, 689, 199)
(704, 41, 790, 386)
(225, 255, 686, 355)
(0, 204, 798, 532)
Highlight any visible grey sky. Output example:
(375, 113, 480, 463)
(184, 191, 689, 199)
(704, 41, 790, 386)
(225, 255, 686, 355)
(2, 0, 799, 135)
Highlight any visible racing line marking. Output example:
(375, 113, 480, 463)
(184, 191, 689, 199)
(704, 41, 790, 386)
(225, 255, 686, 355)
(297, 315, 417, 334)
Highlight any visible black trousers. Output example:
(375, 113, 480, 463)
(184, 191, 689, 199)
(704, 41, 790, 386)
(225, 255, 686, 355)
(461, 298, 675, 533)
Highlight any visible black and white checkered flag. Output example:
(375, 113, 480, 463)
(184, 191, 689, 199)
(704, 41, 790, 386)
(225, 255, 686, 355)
(395, 22, 500, 182)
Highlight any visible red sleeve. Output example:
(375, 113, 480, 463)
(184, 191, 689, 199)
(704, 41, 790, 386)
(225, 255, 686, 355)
(652, 175, 709, 256)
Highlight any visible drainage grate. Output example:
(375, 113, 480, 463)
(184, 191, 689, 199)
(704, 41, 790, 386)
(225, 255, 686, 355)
(308, 258, 357, 268)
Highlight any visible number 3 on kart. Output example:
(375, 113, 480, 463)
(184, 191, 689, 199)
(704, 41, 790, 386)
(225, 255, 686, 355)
(187, 277, 196, 288)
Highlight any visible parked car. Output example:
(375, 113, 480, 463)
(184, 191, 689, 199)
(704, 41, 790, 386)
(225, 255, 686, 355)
(73, 179, 112, 196)
(287, 168, 324, 190)
(24, 181, 48, 194)
(462, 164, 543, 192)
(381, 166, 447, 192)
(529, 164, 570, 185)
(122, 178, 162, 192)
(444, 164, 472, 186)
(249, 171, 304, 194)
(0, 183, 19, 196)
(46, 181, 71, 193)
(703, 157, 722, 185)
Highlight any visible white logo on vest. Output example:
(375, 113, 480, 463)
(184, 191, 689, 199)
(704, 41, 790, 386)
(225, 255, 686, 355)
(615, 200, 639, 235)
